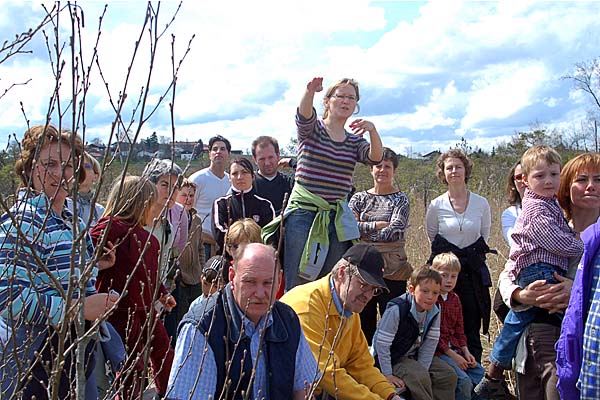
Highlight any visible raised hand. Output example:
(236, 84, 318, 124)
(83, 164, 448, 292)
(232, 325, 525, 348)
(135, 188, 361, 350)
(349, 118, 377, 137)
(306, 77, 323, 93)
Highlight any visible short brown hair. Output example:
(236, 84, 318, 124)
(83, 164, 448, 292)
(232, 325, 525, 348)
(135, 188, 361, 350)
(15, 124, 85, 187)
(431, 253, 461, 273)
(558, 152, 600, 221)
(179, 178, 197, 191)
(436, 149, 473, 185)
(103, 175, 157, 225)
(506, 161, 522, 207)
(520, 145, 562, 176)
(251, 136, 280, 158)
(409, 264, 442, 288)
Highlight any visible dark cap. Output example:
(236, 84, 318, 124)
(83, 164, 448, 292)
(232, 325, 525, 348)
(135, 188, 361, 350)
(342, 244, 389, 293)
(203, 256, 224, 283)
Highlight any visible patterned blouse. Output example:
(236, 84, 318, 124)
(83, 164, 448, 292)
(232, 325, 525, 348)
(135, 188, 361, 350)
(349, 190, 410, 242)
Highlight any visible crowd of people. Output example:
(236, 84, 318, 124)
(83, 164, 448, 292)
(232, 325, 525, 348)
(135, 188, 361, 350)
(1, 76, 599, 400)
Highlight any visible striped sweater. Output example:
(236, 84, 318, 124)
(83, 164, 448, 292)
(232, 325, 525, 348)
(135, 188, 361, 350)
(295, 108, 374, 201)
(0, 193, 96, 327)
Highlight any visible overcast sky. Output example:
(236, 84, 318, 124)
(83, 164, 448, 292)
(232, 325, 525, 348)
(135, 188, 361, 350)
(1, 1, 599, 156)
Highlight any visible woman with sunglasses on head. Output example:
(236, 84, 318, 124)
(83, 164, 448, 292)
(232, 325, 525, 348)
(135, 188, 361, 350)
(264, 77, 383, 291)
(501, 162, 526, 247)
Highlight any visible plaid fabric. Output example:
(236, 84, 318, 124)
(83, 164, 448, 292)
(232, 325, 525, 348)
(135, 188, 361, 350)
(436, 291, 468, 356)
(508, 189, 583, 281)
(580, 252, 600, 398)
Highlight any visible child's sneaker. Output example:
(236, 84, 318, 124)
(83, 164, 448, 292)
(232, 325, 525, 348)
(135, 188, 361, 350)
(474, 376, 514, 399)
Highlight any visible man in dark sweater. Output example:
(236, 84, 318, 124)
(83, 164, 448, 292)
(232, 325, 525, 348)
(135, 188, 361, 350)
(252, 136, 295, 215)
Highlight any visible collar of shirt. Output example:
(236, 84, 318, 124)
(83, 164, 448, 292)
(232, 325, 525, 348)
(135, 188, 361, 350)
(524, 188, 557, 202)
(227, 284, 274, 335)
(329, 275, 352, 319)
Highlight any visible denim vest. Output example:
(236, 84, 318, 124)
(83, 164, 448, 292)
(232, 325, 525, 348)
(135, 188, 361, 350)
(180, 287, 300, 400)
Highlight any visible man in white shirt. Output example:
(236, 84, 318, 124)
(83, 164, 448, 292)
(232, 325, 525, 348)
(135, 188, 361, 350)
(189, 135, 231, 258)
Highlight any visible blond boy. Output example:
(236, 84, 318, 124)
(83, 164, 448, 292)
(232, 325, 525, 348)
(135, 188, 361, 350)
(432, 253, 485, 400)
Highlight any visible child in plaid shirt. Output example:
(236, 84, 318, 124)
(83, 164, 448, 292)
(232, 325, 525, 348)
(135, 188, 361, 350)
(432, 253, 485, 400)
(476, 145, 584, 399)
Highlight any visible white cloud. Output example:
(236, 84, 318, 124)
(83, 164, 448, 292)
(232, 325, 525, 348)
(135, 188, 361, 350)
(1, 1, 600, 154)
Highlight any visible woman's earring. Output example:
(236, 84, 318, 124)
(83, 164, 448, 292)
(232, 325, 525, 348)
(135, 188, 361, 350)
(353, 103, 360, 115)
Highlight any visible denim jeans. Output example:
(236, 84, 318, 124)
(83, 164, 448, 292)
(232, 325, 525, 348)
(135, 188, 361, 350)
(439, 352, 485, 400)
(283, 208, 351, 291)
(490, 262, 564, 369)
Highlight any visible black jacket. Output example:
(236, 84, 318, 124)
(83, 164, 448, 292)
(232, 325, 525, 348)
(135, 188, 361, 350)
(213, 187, 275, 252)
(253, 171, 294, 216)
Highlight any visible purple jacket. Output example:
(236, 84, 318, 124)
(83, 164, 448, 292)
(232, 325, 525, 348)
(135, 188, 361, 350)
(556, 220, 600, 399)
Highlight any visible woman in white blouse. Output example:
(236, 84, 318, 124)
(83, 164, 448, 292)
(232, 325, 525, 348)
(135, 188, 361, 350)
(426, 149, 492, 363)
(501, 162, 526, 247)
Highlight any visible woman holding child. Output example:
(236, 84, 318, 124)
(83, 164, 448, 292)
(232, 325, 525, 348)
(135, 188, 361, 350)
(492, 152, 600, 400)
(426, 148, 492, 363)
(476, 146, 584, 399)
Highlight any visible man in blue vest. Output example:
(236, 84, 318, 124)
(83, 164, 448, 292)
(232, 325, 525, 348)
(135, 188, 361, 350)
(166, 243, 318, 400)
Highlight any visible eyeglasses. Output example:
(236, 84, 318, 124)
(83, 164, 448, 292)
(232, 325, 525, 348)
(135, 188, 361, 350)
(331, 94, 357, 102)
(514, 173, 523, 182)
(355, 275, 383, 297)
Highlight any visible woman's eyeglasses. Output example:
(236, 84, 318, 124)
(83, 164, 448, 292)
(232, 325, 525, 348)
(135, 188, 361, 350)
(331, 94, 357, 102)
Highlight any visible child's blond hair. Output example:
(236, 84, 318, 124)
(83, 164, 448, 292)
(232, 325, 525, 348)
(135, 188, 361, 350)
(431, 252, 461, 274)
(520, 145, 562, 175)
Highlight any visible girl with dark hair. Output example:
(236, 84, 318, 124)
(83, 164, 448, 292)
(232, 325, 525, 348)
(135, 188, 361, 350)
(213, 157, 275, 256)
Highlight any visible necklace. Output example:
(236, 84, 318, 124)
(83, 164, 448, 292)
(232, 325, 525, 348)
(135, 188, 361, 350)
(448, 191, 470, 232)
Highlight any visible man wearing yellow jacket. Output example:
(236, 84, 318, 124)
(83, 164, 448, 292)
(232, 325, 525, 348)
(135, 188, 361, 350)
(281, 244, 403, 400)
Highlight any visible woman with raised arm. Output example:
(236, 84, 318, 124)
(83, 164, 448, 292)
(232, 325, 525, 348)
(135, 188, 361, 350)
(425, 148, 492, 363)
(265, 77, 383, 291)
(0, 125, 117, 398)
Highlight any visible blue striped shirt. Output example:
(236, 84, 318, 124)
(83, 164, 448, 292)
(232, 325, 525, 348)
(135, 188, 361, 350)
(0, 193, 96, 327)
(166, 293, 318, 399)
(580, 252, 600, 398)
